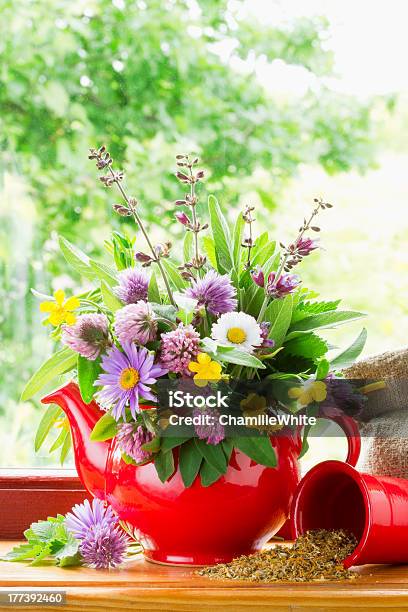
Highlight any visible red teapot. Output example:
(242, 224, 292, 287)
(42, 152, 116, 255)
(42, 381, 360, 565)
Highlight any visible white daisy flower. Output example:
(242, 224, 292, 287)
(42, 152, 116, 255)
(211, 312, 262, 353)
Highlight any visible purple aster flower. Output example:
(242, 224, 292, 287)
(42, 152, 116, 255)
(114, 267, 149, 304)
(95, 343, 167, 420)
(251, 266, 265, 288)
(117, 422, 153, 463)
(65, 498, 118, 540)
(194, 406, 225, 445)
(160, 323, 200, 375)
(79, 522, 129, 569)
(294, 236, 319, 257)
(185, 269, 237, 315)
(61, 313, 110, 360)
(266, 272, 301, 298)
(114, 301, 157, 345)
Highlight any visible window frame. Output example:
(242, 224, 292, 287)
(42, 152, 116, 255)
(0, 469, 89, 539)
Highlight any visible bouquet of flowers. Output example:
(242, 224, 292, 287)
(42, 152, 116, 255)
(22, 147, 367, 485)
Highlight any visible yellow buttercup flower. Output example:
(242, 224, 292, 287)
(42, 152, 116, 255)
(288, 380, 327, 406)
(40, 289, 80, 327)
(240, 392, 267, 416)
(188, 353, 222, 387)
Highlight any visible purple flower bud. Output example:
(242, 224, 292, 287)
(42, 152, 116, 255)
(295, 236, 319, 256)
(135, 252, 152, 264)
(267, 272, 300, 298)
(175, 211, 190, 226)
(251, 266, 265, 288)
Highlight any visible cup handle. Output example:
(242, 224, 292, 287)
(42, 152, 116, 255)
(318, 406, 361, 466)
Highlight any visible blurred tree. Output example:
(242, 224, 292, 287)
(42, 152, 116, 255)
(0, 0, 378, 465)
(0, 0, 375, 241)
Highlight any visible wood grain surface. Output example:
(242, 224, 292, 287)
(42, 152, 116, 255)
(1, 541, 408, 611)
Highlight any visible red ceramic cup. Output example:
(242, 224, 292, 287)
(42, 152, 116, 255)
(291, 459, 408, 567)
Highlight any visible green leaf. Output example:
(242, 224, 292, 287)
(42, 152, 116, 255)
(59, 236, 94, 280)
(222, 438, 233, 463)
(194, 438, 227, 473)
(208, 194, 234, 275)
(234, 436, 277, 467)
(160, 435, 190, 452)
(179, 439, 202, 487)
(200, 460, 223, 487)
(265, 294, 294, 347)
(90, 413, 118, 441)
(154, 450, 175, 483)
(330, 328, 367, 371)
(55, 535, 80, 567)
(161, 259, 187, 290)
(34, 404, 63, 452)
(251, 240, 277, 268)
(183, 230, 193, 262)
(101, 280, 122, 312)
(21, 347, 77, 401)
(285, 333, 328, 359)
(151, 303, 177, 323)
(77, 355, 101, 404)
(216, 346, 266, 369)
(49, 426, 68, 453)
(60, 430, 71, 465)
(148, 272, 161, 303)
(290, 310, 365, 333)
(202, 236, 217, 269)
(89, 260, 117, 286)
(141, 436, 161, 453)
(315, 358, 330, 380)
(1, 543, 39, 562)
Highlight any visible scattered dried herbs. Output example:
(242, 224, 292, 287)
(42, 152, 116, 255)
(198, 529, 358, 583)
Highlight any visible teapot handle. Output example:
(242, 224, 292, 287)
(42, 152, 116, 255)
(317, 406, 361, 466)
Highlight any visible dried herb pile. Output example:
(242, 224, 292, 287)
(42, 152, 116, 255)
(198, 529, 358, 583)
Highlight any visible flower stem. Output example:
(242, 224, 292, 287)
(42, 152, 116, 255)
(257, 294, 269, 323)
(109, 167, 176, 307)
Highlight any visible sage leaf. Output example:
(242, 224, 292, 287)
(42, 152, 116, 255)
(21, 347, 77, 401)
(90, 413, 118, 442)
(78, 355, 101, 404)
(234, 436, 277, 467)
(179, 439, 202, 487)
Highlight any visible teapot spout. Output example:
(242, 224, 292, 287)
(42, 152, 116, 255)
(41, 381, 110, 500)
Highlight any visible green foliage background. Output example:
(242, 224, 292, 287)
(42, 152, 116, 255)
(0, 0, 379, 465)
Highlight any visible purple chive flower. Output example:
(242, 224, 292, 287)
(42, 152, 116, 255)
(61, 313, 110, 360)
(160, 323, 200, 375)
(185, 269, 237, 315)
(175, 211, 190, 226)
(266, 272, 301, 298)
(295, 236, 319, 256)
(117, 422, 153, 463)
(65, 498, 117, 540)
(114, 267, 149, 304)
(95, 343, 167, 419)
(114, 301, 157, 345)
(194, 407, 225, 445)
(251, 266, 265, 288)
(79, 523, 129, 569)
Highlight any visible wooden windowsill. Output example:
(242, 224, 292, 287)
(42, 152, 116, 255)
(0, 469, 89, 539)
(1, 542, 408, 611)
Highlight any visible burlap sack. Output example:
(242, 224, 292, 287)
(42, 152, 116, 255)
(343, 348, 408, 479)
